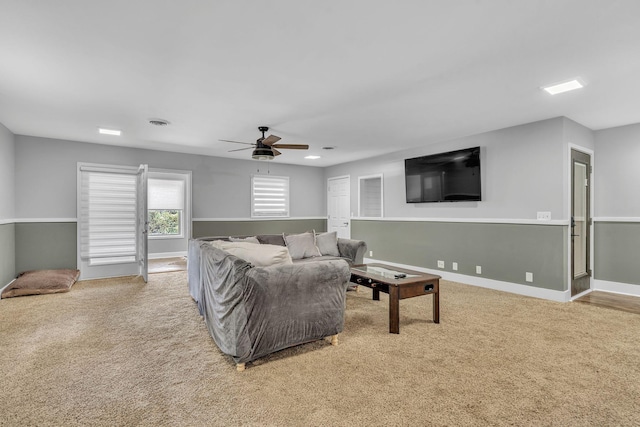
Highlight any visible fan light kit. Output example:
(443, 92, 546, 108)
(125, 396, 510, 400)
(220, 126, 309, 160)
(149, 118, 170, 126)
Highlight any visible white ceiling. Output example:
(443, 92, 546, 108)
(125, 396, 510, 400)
(1, 1, 640, 167)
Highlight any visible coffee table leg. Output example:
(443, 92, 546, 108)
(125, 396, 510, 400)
(373, 288, 380, 301)
(433, 283, 440, 324)
(389, 286, 400, 334)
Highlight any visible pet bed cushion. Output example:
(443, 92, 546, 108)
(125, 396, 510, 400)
(1, 269, 80, 299)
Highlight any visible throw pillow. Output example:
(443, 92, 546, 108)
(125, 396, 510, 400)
(229, 236, 260, 244)
(283, 231, 321, 260)
(314, 231, 340, 257)
(209, 241, 293, 266)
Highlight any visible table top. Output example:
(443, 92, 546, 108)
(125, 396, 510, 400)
(351, 263, 440, 285)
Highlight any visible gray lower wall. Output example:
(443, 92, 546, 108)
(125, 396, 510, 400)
(594, 222, 640, 286)
(0, 223, 16, 286)
(353, 220, 567, 291)
(193, 219, 327, 238)
(15, 223, 77, 273)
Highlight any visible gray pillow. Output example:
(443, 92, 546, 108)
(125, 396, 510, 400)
(229, 236, 260, 244)
(315, 231, 340, 257)
(283, 232, 321, 260)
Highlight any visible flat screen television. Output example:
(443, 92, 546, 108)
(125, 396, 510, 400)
(405, 146, 481, 203)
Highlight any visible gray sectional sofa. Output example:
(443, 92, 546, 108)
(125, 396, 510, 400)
(188, 232, 367, 371)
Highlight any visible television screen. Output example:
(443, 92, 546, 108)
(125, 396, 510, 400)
(405, 147, 481, 203)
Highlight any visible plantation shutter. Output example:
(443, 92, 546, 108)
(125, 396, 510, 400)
(148, 178, 185, 210)
(359, 175, 383, 218)
(251, 175, 290, 218)
(80, 166, 139, 263)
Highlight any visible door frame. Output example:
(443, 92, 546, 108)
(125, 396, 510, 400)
(567, 144, 594, 300)
(327, 175, 351, 239)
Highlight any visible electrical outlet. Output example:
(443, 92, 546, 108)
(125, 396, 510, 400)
(452, 262, 458, 271)
(526, 272, 533, 282)
(476, 265, 482, 275)
(537, 211, 551, 220)
(369, 251, 373, 257)
(437, 260, 445, 268)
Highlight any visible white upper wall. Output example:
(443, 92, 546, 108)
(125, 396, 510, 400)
(594, 123, 640, 218)
(0, 122, 15, 220)
(324, 117, 567, 221)
(14, 136, 326, 220)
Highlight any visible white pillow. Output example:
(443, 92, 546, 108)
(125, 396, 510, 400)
(229, 236, 260, 244)
(209, 241, 293, 267)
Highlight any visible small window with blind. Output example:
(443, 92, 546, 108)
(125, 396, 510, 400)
(148, 177, 185, 238)
(251, 175, 290, 218)
(358, 174, 383, 218)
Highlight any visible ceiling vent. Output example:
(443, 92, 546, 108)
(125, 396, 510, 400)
(149, 118, 170, 126)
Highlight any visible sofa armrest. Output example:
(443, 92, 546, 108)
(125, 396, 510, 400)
(337, 238, 367, 264)
(236, 259, 351, 362)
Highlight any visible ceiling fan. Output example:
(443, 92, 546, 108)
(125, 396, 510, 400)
(220, 126, 309, 160)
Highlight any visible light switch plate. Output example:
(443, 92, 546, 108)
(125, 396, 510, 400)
(476, 265, 482, 274)
(537, 211, 551, 220)
(437, 260, 445, 268)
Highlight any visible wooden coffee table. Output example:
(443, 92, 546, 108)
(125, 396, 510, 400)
(350, 263, 440, 334)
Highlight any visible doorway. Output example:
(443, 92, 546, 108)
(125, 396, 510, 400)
(327, 176, 351, 239)
(77, 163, 148, 281)
(571, 149, 592, 297)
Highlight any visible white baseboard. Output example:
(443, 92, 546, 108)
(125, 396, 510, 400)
(593, 279, 640, 298)
(0, 279, 16, 299)
(363, 257, 570, 303)
(148, 251, 187, 260)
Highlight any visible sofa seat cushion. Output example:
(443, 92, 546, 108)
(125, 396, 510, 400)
(292, 255, 353, 265)
(209, 240, 293, 267)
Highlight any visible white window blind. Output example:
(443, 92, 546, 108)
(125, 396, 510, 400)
(251, 175, 290, 218)
(148, 178, 185, 210)
(359, 175, 383, 218)
(80, 170, 138, 262)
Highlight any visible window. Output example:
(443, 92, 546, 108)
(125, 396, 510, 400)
(148, 178, 185, 238)
(358, 174, 383, 218)
(251, 175, 289, 218)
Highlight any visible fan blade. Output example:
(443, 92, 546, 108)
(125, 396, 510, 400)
(272, 148, 282, 156)
(262, 135, 281, 146)
(228, 147, 253, 152)
(219, 139, 254, 145)
(271, 144, 309, 150)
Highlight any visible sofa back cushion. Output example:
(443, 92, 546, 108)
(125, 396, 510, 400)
(257, 234, 286, 246)
(209, 240, 293, 267)
(283, 232, 322, 260)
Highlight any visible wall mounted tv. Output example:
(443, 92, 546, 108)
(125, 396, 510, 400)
(405, 146, 481, 203)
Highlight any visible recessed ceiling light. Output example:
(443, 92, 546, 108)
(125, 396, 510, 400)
(305, 155, 321, 160)
(98, 128, 121, 136)
(542, 79, 584, 95)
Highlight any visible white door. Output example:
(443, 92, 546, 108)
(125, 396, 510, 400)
(137, 165, 148, 282)
(327, 176, 351, 239)
(77, 163, 148, 281)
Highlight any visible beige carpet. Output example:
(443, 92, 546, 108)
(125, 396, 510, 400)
(148, 257, 187, 274)
(1, 272, 639, 426)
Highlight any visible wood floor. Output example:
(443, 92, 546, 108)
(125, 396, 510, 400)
(574, 291, 640, 315)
